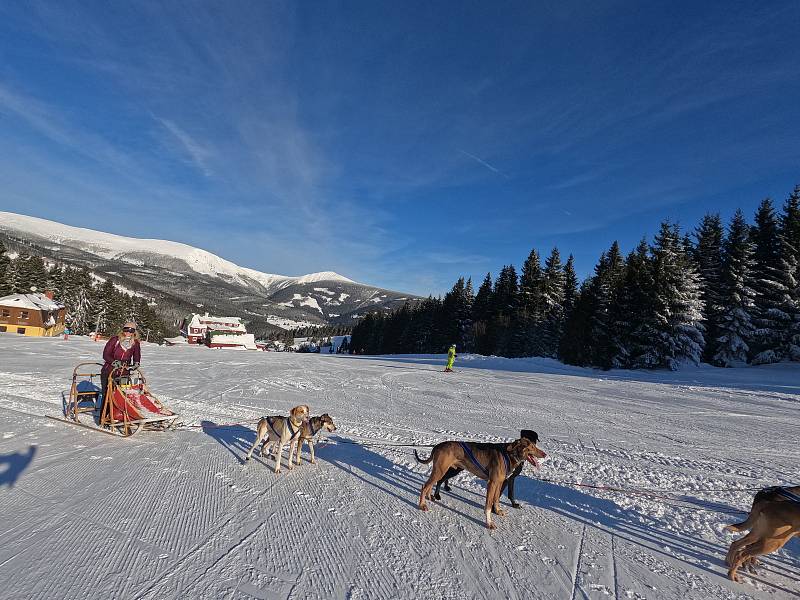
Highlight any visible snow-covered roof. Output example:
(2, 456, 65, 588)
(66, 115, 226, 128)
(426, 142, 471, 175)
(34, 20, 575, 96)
(0, 293, 64, 311)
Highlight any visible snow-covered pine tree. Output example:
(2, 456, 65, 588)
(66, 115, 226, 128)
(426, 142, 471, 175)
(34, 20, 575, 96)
(518, 249, 544, 355)
(780, 185, 800, 361)
(713, 210, 756, 367)
(6, 253, 27, 293)
(559, 279, 594, 366)
(609, 239, 656, 369)
(460, 277, 475, 352)
(63, 267, 96, 335)
(491, 265, 519, 356)
(589, 241, 625, 368)
(782, 185, 800, 266)
(562, 254, 579, 320)
(0, 241, 10, 296)
(693, 214, 725, 363)
(749, 198, 797, 364)
(649, 222, 705, 370)
(25, 255, 49, 292)
(540, 247, 566, 357)
(471, 273, 493, 355)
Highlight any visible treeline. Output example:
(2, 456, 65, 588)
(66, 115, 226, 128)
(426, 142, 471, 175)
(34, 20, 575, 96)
(350, 186, 800, 370)
(0, 243, 171, 342)
(261, 324, 351, 345)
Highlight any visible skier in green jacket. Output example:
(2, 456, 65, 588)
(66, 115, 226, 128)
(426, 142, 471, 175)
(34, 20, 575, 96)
(444, 344, 457, 372)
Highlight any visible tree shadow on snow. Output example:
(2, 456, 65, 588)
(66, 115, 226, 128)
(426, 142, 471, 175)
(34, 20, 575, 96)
(0, 445, 37, 488)
(507, 477, 800, 593)
(316, 435, 487, 528)
(341, 354, 800, 398)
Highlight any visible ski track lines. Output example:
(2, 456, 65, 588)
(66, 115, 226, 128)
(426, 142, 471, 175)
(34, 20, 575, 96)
(1, 337, 799, 599)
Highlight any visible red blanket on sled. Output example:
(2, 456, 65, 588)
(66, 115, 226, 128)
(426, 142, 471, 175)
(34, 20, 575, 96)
(110, 384, 174, 421)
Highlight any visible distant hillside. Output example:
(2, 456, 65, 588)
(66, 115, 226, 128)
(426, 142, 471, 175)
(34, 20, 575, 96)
(0, 211, 419, 335)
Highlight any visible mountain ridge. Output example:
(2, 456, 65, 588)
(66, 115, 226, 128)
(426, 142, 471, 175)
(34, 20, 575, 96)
(0, 211, 418, 334)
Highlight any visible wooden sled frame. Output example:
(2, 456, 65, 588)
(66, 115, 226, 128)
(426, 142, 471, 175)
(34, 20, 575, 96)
(63, 362, 178, 437)
(99, 365, 179, 436)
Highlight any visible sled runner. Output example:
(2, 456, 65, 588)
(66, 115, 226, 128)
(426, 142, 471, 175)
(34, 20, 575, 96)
(59, 362, 179, 437)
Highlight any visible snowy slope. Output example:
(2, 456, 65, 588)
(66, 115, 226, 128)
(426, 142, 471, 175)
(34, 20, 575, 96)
(0, 335, 798, 600)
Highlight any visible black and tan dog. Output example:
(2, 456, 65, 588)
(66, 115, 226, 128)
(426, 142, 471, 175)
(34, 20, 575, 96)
(725, 485, 800, 582)
(416, 437, 547, 529)
(431, 429, 541, 511)
(294, 413, 337, 465)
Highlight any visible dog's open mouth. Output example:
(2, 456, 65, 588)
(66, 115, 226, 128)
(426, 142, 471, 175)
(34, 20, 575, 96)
(527, 455, 540, 468)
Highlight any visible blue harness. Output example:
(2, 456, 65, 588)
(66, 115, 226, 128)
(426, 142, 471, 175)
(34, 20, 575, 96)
(775, 487, 800, 504)
(459, 442, 512, 479)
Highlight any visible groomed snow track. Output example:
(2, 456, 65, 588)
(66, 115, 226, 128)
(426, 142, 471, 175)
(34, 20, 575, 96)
(0, 336, 798, 599)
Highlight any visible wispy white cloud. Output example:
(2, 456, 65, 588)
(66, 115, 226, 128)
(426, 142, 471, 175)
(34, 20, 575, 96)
(155, 117, 215, 177)
(457, 149, 508, 178)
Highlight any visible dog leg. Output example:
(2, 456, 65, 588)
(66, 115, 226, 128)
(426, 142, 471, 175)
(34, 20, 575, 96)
(287, 441, 296, 470)
(274, 442, 284, 473)
(309, 440, 316, 464)
(295, 439, 304, 465)
(420, 463, 450, 512)
(260, 439, 273, 458)
(245, 433, 262, 461)
(485, 478, 503, 529)
(729, 536, 791, 582)
(506, 476, 521, 509)
(726, 530, 759, 567)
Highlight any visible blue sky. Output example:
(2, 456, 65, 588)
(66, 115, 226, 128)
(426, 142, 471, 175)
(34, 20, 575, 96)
(1, 1, 798, 295)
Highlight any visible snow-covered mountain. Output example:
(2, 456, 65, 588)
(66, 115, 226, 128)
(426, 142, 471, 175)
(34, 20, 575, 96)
(0, 211, 417, 333)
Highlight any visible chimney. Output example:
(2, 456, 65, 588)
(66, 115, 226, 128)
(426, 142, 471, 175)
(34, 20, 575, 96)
(44, 290, 54, 300)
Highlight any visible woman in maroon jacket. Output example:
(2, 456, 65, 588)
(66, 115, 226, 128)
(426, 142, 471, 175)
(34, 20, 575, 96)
(99, 321, 142, 415)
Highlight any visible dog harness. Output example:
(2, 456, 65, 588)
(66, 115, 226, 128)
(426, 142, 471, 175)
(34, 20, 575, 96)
(459, 442, 513, 479)
(775, 486, 800, 504)
(267, 417, 302, 441)
(309, 419, 321, 436)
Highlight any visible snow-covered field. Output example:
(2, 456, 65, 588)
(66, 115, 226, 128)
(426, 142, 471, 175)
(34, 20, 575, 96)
(0, 335, 798, 600)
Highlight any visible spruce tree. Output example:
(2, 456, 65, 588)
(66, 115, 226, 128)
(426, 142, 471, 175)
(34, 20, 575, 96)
(562, 254, 579, 320)
(750, 199, 795, 363)
(0, 241, 10, 296)
(472, 273, 493, 355)
(649, 222, 705, 370)
(713, 210, 756, 366)
(540, 247, 566, 357)
(492, 265, 519, 356)
(693, 214, 725, 363)
(782, 185, 800, 266)
(609, 239, 656, 368)
(518, 249, 544, 355)
(589, 242, 625, 368)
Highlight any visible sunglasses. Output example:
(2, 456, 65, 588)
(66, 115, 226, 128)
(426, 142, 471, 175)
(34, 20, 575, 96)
(122, 327, 136, 333)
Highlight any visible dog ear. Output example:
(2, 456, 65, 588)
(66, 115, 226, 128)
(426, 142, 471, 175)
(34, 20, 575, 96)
(507, 438, 528, 459)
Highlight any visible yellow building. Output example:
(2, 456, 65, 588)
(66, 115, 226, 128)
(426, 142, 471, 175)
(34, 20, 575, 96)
(0, 292, 66, 337)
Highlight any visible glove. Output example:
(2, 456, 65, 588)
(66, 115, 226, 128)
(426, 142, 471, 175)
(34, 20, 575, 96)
(129, 362, 140, 370)
(112, 360, 123, 369)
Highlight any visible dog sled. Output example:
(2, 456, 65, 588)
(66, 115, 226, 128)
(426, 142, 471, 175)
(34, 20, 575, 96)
(51, 362, 179, 437)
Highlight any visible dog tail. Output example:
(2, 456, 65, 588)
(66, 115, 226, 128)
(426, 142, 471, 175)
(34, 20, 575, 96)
(725, 502, 763, 532)
(414, 449, 434, 464)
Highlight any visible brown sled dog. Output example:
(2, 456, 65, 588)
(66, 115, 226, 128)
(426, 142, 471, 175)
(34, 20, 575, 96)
(724, 486, 800, 582)
(432, 429, 541, 512)
(416, 437, 546, 529)
(294, 414, 337, 465)
(244, 405, 309, 473)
